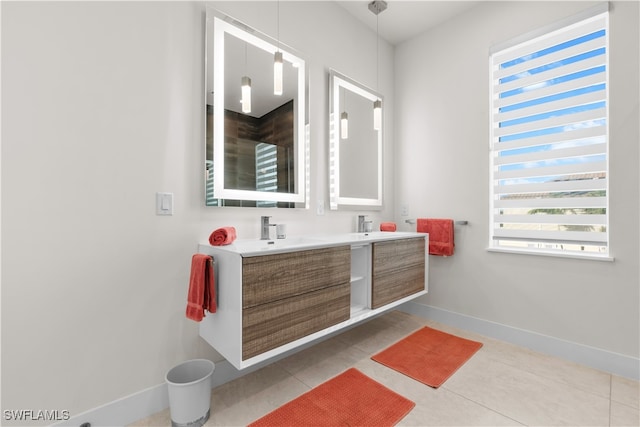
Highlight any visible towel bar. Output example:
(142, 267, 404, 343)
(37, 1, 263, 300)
(210, 256, 219, 309)
(404, 219, 468, 225)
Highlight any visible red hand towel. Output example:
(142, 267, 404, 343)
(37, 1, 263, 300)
(380, 222, 397, 232)
(209, 226, 237, 246)
(186, 254, 216, 322)
(417, 218, 454, 256)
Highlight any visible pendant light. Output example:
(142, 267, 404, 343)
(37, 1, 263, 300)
(274, 1, 283, 95)
(241, 76, 251, 113)
(340, 112, 349, 139)
(274, 51, 283, 95)
(373, 99, 382, 131)
(369, 1, 386, 131)
(241, 42, 251, 113)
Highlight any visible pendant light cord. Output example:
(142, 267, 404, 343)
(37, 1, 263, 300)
(376, 13, 379, 90)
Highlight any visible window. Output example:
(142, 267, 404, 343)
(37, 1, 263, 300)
(256, 143, 278, 208)
(489, 6, 609, 258)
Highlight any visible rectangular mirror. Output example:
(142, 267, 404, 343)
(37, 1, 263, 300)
(329, 70, 383, 210)
(205, 9, 309, 207)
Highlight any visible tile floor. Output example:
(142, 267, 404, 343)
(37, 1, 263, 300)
(131, 311, 639, 426)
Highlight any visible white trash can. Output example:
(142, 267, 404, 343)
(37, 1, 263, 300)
(165, 359, 215, 427)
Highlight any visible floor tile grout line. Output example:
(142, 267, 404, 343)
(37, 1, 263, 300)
(438, 351, 615, 426)
(473, 350, 616, 407)
(610, 399, 640, 411)
(442, 385, 528, 426)
(476, 349, 615, 402)
(608, 374, 613, 427)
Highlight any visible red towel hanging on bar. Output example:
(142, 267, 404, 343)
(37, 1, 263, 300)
(186, 254, 216, 321)
(417, 218, 454, 256)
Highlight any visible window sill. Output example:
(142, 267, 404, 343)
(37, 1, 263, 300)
(487, 247, 614, 262)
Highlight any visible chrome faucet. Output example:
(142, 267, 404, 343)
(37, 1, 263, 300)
(260, 216, 276, 240)
(357, 215, 366, 233)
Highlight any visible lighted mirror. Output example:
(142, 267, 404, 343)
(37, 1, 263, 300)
(205, 9, 309, 208)
(329, 70, 383, 210)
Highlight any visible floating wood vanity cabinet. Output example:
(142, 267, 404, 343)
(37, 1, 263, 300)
(241, 246, 351, 360)
(198, 232, 428, 370)
(372, 238, 426, 309)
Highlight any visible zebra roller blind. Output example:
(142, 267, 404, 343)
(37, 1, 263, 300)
(256, 143, 278, 208)
(490, 9, 609, 257)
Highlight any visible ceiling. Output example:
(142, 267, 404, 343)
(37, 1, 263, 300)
(335, 1, 479, 45)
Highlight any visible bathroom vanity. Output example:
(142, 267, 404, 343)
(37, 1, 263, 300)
(198, 232, 428, 370)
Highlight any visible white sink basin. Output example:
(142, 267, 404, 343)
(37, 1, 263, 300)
(344, 232, 390, 240)
(229, 237, 324, 253)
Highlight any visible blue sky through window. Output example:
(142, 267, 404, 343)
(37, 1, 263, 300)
(499, 136, 605, 157)
(499, 66, 606, 98)
(499, 29, 605, 69)
(499, 101, 605, 128)
(500, 48, 605, 84)
(499, 83, 605, 113)
(498, 118, 606, 143)
(496, 28, 607, 178)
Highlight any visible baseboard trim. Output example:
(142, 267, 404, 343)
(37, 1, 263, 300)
(53, 324, 360, 426)
(52, 359, 248, 427)
(397, 301, 640, 381)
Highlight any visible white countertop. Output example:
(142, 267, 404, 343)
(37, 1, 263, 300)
(201, 231, 427, 256)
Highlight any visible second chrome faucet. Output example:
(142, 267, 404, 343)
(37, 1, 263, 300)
(260, 216, 276, 240)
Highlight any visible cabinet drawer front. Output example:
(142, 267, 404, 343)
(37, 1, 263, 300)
(373, 238, 425, 276)
(242, 246, 351, 308)
(242, 283, 350, 360)
(372, 238, 426, 309)
(372, 264, 425, 309)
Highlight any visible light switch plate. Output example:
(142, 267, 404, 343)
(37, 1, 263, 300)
(156, 192, 173, 215)
(317, 200, 325, 216)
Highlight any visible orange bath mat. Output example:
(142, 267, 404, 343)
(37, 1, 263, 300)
(372, 326, 483, 388)
(248, 368, 414, 427)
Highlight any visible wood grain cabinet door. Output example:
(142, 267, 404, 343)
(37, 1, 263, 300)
(242, 284, 349, 360)
(241, 246, 351, 360)
(371, 238, 425, 309)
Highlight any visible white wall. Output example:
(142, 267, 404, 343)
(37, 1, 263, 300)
(395, 1, 639, 360)
(1, 1, 394, 421)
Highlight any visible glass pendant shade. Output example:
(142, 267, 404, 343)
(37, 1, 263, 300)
(340, 111, 348, 139)
(241, 76, 251, 113)
(373, 99, 382, 130)
(274, 51, 283, 95)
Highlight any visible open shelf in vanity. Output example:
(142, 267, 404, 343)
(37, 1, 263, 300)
(197, 232, 428, 370)
(349, 243, 371, 317)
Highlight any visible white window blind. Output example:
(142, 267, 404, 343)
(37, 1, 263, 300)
(256, 143, 278, 208)
(205, 160, 220, 206)
(490, 9, 609, 257)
